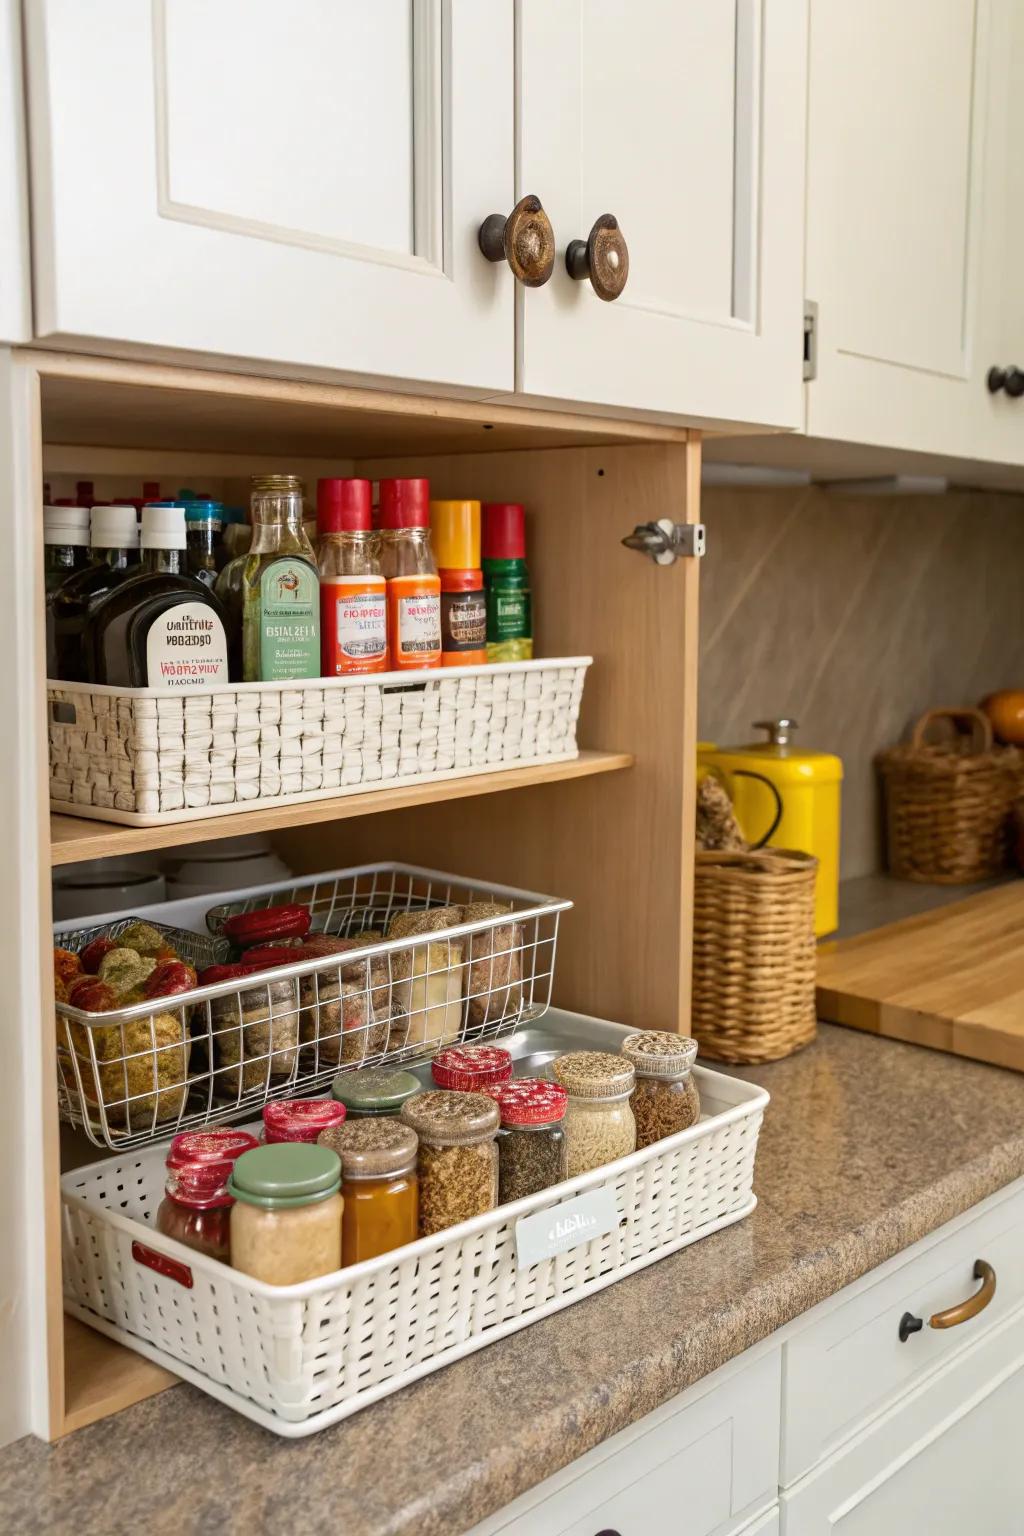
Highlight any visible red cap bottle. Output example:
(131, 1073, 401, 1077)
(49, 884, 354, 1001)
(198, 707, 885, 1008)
(481, 502, 526, 560)
(379, 477, 430, 530)
(317, 477, 372, 533)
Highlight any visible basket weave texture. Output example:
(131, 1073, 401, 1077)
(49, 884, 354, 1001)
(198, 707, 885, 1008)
(692, 848, 817, 1064)
(877, 708, 1023, 884)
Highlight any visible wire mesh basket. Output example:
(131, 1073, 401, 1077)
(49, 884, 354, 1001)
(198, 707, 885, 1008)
(55, 864, 571, 1149)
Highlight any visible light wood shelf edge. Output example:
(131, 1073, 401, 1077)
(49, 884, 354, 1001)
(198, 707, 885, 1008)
(61, 1317, 177, 1437)
(49, 749, 635, 866)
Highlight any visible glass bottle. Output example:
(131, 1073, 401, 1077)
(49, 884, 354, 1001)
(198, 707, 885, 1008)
(155, 1127, 259, 1264)
(400, 1089, 499, 1237)
(379, 477, 441, 669)
(242, 474, 320, 682)
(319, 1118, 419, 1265)
(621, 1031, 701, 1148)
(87, 502, 231, 688)
(213, 553, 246, 681)
(43, 505, 90, 594)
(184, 501, 224, 588)
(49, 505, 141, 681)
(550, 1051, 636, 1178)
(485, 1078, 569, 1203)
(482, 502, 533, 662)
(316, 478, 387, 675)
(228, 1143, 344, 1285)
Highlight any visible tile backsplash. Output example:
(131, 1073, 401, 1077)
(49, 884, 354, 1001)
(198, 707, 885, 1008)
(698, 486, 1024, 878)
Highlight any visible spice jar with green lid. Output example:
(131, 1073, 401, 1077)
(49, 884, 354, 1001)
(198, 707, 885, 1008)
(550, 1051, 636, 1177)
(319, 1118, 419, 1265)
(621, 1032, 701, 1149)
(331, 1065, 423, 1117)
(484, 1078, 568, 1203)
(228, 1143, 342, 1285)
(400, 1090, 499, 1236)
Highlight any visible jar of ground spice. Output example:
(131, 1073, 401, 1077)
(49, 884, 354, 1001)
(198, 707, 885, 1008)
(228, 1143, 343, 1285)
(262, 1097, 346, 1144)
(431, 1044, 513, 1092)
(550, 1052, 636, 1177)
(400, 1090, 499, 1236)
(484, 1078, 568, 1202)
(620, 1032, 701, 1148)
(319, 1118, 419, 1265)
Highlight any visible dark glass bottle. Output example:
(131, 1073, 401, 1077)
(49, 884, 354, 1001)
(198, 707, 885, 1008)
(43, 506, 90, 594)
(87, 503, 231, 688)
(49, 505, 141, 680)
(184, 501, 224, 588)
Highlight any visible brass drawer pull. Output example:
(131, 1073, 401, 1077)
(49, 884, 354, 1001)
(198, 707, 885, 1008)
(899, 1259, 996, 1342)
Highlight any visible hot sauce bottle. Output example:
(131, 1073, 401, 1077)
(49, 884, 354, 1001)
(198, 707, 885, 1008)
(379, 478, 441, 670)
(317, 478, 387, 675)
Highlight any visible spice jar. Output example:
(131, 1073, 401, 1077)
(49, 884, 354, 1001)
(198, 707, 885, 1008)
(155, 1128, 259, 1264)
(319, 1119, 419, 1265)
(484, 1079, 568, 1203)
(262, 1097, 346, 1144)
(550, 1052, 636, 1177)
(431, 1044, 513, 1092)
(620, 1032, 701, 1148)
(331, 1065, 423, 1118)
(228, 1143, 343, 1285)
(400, 1090, 499, 1236)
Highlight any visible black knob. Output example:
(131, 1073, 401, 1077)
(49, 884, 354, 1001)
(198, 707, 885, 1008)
(899, 1310, 924, 1343)
(987, 365, 1024, 398)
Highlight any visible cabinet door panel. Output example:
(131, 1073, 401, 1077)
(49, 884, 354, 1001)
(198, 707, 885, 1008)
(518, 0, 806, 429)
(26, 0, 514, 392)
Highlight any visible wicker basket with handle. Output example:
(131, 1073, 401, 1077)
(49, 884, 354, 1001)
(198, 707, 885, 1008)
(877, 708, 1023, 884)
(691, 848, 818, 1064)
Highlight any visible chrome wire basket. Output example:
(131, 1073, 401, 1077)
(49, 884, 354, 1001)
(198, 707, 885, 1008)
(55, 864, 571, 1149)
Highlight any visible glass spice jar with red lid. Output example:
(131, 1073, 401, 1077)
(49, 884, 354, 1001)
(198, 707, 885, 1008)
(155, 1127, 260, 1264)
(484, 1078, 568, 1202)
(430, 1044, 513, 1093)
(262, 1098, 346, 1144)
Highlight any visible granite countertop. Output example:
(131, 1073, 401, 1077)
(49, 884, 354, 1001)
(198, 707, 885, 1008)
(6, 1020, 1024, 1535)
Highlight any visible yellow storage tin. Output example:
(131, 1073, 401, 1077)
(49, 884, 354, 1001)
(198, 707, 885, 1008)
(697, 720, 843, 936)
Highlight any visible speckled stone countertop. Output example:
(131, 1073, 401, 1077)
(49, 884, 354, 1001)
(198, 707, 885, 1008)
(6, 1020, 1024, 1535)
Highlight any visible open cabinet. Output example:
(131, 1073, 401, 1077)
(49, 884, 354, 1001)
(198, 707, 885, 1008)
(0, 349, 701, 1442)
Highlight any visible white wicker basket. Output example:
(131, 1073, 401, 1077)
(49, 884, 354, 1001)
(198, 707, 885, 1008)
(48, 657, 591, 826)
(61, 1012, 768, 1437)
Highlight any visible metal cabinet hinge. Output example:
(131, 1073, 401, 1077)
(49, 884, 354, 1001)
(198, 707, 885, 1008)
(622, 520, 706, 566)
(803, 300, 818, 381)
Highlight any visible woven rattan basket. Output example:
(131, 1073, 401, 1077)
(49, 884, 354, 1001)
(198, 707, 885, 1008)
(877, 708, 1023, 884)
(691, 848, 818, 1064)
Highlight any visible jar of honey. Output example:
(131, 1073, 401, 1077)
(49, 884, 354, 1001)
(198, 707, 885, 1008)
(319, 1118, 419, 1265)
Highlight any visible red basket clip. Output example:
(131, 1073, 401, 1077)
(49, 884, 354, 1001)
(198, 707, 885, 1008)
(131, 1240, 194, 1289)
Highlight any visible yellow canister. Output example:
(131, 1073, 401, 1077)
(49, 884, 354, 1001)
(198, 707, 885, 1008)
(698, 720, 843, 937)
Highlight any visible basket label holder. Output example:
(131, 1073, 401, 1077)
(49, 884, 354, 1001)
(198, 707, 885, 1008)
(514, 1186, 619, 1268)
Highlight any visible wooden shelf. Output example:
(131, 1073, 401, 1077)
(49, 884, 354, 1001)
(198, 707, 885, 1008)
(62, 1318, 177, 1436)
(50, 749, 634, 866)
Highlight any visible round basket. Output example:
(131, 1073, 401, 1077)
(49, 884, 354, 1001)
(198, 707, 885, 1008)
(877, 708, 1023, 884)
(691, 848, 817, 1065)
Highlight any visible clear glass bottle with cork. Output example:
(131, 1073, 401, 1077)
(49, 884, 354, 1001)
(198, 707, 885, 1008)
(242, 474, 321, 682)
(482, 502, 533, 661)
(378, 477, 441, 670)
(50, 504, 141, 680)
(430, 499, 487, 666)
(317, 477, 387, 675)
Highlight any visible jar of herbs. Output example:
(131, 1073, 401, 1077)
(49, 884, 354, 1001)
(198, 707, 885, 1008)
(485, 1079, 568, 1202)
(331, 1065, 423, 1118)
(621, 1032, 701, 1148)
(400, 1090, 499, 1236)
(155, 1127, 259, 1264)
(319, 1118, 419, 1265)
(550, 1052, 636, 1177)
(431, 1044, 513, 1093)
(228, 1143, 343, 1285)
(262, 1097, 346, 1145)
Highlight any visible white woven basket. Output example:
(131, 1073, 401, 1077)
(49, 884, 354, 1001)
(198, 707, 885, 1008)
(62, 1015, 768, 1438)
(48, 657, 591, 826)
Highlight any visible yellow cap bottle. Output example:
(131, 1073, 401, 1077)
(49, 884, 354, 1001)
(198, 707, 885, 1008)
(430, 500, 481, 571)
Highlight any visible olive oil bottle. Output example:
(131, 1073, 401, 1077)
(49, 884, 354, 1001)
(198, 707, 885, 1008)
(242, 475, 320, 682)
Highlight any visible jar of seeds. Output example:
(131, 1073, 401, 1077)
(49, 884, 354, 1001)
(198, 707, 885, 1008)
(621, 1032, 701, 1148)
(550, 1052, 636, 1177)
(484, 1078, 568, 1202)
(400, 1090, 499, 1236)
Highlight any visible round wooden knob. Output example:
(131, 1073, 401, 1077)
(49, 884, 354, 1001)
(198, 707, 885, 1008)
(988, 365, 1024, 398)
(565, 214, 629, 301)
(477, 195, 555, 287)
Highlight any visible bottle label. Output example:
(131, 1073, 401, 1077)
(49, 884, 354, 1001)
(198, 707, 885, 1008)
(397, 591, 441, 659)
(441, 588, 486, 653)
(145, 601, 229, 690)
(322, 576, 387, 672)
(488, 586, 531, 643)
(258, 559, 320, 681)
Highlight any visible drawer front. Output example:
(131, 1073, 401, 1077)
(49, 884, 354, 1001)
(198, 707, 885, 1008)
(783, 1179, 1024, 1484)
(470, 1348, 780, 1536)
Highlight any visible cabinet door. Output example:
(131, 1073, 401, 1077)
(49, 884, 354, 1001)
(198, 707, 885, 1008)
(517, 1, 807, 429)
(25, 0, 514, 392)
(0, 0, 30, 343)
(804, 0, 991, 458)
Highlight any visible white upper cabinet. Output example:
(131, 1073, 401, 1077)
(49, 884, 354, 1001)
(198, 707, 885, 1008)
(516, 0, 808, 430)
(24, 0, 515, 393)
(804, 0, 992, 458)
(0, 0, 30, 344)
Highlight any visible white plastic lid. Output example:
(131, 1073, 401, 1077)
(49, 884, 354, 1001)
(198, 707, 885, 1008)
(91, 504, 140, 549)
(140, 502, 187, 551)
(43, 505, 90, 546)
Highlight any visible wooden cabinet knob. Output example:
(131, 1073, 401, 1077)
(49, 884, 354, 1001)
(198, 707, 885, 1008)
(565, 214, 629, 301)
(477, 195, 555, 287)
(987, 365, 1024, 398)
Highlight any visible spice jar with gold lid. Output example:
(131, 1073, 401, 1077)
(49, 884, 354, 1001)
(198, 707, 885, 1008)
(319, 1118, 419, 1265)
(550, 1051, 636, 1177)
(400, 1090, 499, 1236)
(620, 1032, 701, 1148)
